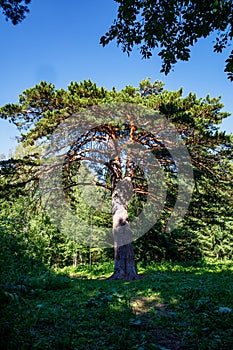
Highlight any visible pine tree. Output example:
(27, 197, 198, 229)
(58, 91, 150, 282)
(1, 79, 232, 279)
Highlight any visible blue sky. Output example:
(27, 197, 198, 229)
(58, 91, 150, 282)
(0, 0, 232, 157)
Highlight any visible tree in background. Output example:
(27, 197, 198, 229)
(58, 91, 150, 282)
(0, 79, 232, 280)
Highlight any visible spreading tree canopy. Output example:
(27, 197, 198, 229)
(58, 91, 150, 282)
(0, 79, 232, 279)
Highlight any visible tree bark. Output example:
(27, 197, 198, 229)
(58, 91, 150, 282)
(109, 177, 139, 280)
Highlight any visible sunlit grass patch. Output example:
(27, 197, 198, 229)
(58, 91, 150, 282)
(1, 259, 233, 349)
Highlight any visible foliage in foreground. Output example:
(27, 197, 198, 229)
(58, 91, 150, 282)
(1, 260, 233, 350)
(1, 1, 233, 81)
(101, 1, 233, 81)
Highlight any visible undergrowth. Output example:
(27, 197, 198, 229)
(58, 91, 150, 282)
(1, 260, 233, 349)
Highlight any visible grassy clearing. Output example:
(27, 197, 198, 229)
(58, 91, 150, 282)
(1, 260, 233, 349)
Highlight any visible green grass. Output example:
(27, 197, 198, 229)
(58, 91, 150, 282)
(1, 260, 233, 349)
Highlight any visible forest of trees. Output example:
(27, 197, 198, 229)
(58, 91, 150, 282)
(0, 79, 232, 281)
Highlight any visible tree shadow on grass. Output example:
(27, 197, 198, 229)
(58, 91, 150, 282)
(64, 261, 233, 349)
(117, 261, 233, 349)
(1, 227, 232, 350)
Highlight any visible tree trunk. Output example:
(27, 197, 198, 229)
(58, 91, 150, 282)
(109, 177, 139, 280)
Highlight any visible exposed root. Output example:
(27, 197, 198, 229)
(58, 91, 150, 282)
(108, 272, 142, 281)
